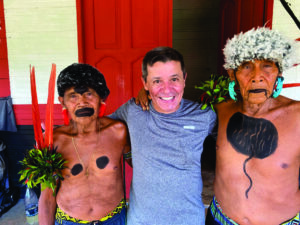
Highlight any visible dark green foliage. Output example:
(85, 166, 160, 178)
(19, 147, 67, 195)
(195, 74, 230, 112)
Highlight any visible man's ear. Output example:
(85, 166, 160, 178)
(141, 77, 149, 91)
(183, 72, 187, 81)
(227, 69, 235, 80)
(58, 96, 64, 106)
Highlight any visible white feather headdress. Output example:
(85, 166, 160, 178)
(223, 27, 299, 72)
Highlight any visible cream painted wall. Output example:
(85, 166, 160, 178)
(4, 0, 78, 104)
(272, 0, 300, 100)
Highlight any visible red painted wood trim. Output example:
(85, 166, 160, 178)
(0, 0, 10, 97)
(168, 0, 173, 47)
(283, 83, 300, 88)
(76, 0, 84, 63)
(296, 38, 300, 41)
(13, 104, 64, 125)
(264, 0, 274, 28)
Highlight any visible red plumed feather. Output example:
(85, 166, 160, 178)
(30, 66, 44, 149)
(30, 64, 56, 150)
(44, 64, 56, 149)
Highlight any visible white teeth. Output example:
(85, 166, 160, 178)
(161, 97, 173, 100)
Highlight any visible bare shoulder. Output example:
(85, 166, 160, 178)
(100, 117, 128, 137)
(215, 99, 238, 115)
(53, 125, 71, 140)
(53, 125, 72, 153)
(276, 96, 300, 113)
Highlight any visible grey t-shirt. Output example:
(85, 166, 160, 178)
(110, 98, 216, 225)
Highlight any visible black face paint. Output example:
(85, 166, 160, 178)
(227, 112, 278, 198)
(71, 163, 83, 176)
(75, 108, 94, 117)
(96, 156, 109, 169)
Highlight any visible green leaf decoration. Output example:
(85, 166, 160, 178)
(19, 147, 67, 196)
(195, 74, 230, 112)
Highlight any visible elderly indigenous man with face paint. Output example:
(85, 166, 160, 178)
(205, 27, 300, 225)
(38, 63, 131, 225)
(109, 47, 217, 225)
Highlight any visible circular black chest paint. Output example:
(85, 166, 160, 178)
(71, 163, 83, 176)
(96, 156, 109, 169)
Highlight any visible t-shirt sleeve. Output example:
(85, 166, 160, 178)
(208, 110, 217, 136)
(108, 98, 134, 123)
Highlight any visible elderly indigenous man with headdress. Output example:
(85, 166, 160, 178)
(205, 27, 300, 225)
(38, 63, 131, 225)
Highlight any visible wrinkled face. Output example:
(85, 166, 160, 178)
(142, 60, 186, 114)
(59, 87, 101, 123)
(230, 59, 281, 104)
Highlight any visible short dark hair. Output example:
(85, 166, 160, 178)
(57, 63, 110, 100)
(142, 47, 186, 82)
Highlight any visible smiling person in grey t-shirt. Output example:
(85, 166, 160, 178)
(110, 47, 216, 225)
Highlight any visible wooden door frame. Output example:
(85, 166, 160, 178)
(76, 0, 84, 63)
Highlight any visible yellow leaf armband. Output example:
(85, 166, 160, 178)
(123, 151, 132, 159)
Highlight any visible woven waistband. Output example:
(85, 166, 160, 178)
(281, 213, 300, 225)
(210, 197, 299, 225)
(55, 199, 126, 224)
(209, 197, 239, 225)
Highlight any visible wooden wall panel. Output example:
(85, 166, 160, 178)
(173, 0, 221, 100)
(13, 104, 64, 125)
(79, 0, 172, 115)
(95, 57, 123, 114)
(131, 0, 159, 48)
(94, 0, 121, 48)
(218, 0, 274, 75)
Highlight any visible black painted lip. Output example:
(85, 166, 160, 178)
(75, 107, 94, 117)
(248, 89, 266, 93)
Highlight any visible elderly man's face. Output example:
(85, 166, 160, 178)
(229, 59, 281, 104)
(142, 60, 186, 114)
(59, 87, 101, 123)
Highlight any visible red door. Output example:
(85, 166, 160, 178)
(76, 0, 173, 198)
(76, 0, 173, 114)
(218, 0, 274, 75)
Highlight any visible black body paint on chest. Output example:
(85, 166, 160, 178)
(96, 156, 109, 169)
(227, 112, 278, 198)
(71, 163, 83, 176)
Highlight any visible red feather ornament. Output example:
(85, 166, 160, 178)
(20, 64, 67, 194)
(30, 66, 44, 149)
(44, 64, 56, 149)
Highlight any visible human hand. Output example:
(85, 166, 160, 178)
(135, 88, 151, 110)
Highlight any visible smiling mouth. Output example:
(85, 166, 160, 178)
(159, 96, 174, 101)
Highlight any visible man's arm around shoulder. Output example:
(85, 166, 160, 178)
(107, 118, 132, 167)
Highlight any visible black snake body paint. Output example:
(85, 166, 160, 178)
(227, 112, 278, 198)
